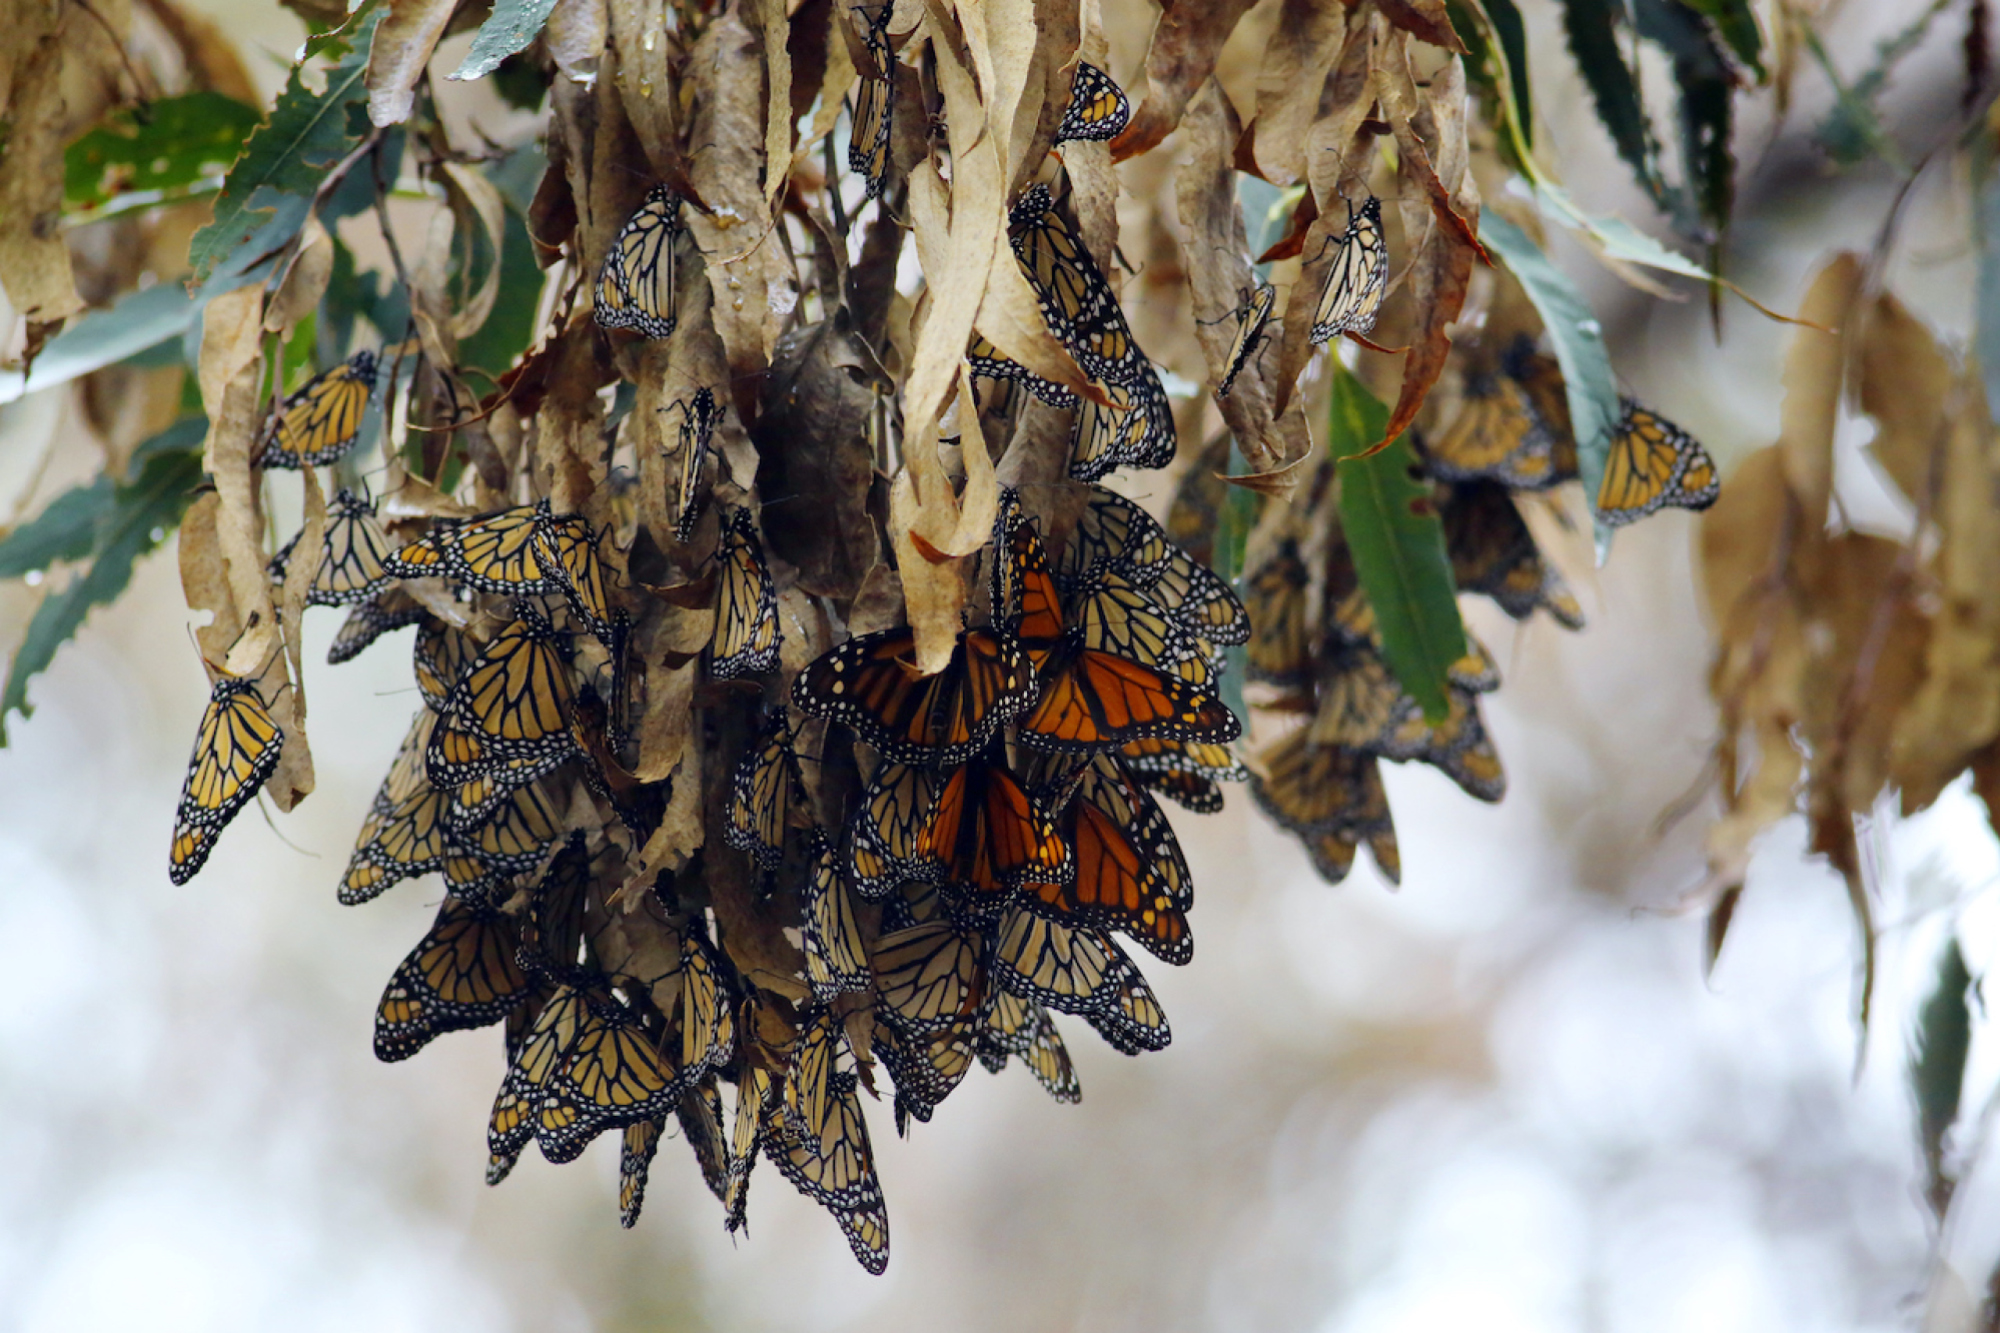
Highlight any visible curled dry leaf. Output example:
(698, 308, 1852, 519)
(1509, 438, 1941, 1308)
(1110, 0, 1260, 162)
(1777, 254, 1861, 525)
(366, 0, 457, 126)
(0, 0, 85, 348)
(753, 319, 881, 599)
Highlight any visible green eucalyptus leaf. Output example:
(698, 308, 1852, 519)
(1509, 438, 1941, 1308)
(0, 282, 197, 406)
(188, 9, 384, 286)
(1912, 934, 1972, 1216)
(1478, 211, 1621, 553)
(1328, 366, 1464, 722)
(65, 92, 262, 216)
(450, 0, 563, 82)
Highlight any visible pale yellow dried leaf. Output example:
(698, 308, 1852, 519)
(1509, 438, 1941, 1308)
(264, 468, 325, 811)
(1890, 375, 2000, 809)
(0, 1, 83, 339)
(366, 0, 455, 125)
(1778, 254, 1862, 523)
(1856, 289, 1952, 508)
(197, 286, 278, 675)
(265, 217, 333, 335)
(546, 0, 608, 81)
(605, 0, 676, 164)
(1251, 0, 1346, 185)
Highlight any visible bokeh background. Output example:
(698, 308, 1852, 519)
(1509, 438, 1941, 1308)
(1, 0, 1994, 1328)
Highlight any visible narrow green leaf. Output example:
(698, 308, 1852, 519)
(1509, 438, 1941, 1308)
(1478, 212, 1622, 554)
(188, 9, 383, 286)
(1448, 0, 1532, 163)
(1557, 0, 1670, 210)
(1633, 0, 1735, 238)
(1679, 0, 1765, 78)
(0, 442, 205, 742)
(0, 479, 114, 578)
(1535, 183, 1713, 281)
(65, 92, 262, 215)
(1810, 0, 1949, 168)
(449, 0, 563, 82)
(1912, 934, 1972, 1217)
(0, 282, 197, 406)
(1329, 367, 1464, 722)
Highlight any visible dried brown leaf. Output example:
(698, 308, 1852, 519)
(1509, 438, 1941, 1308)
(1249, 0, 1348, 186)
(264, 217, 333, 336)
(1373, 0, 1466, 53)
(1857, 289, 1952, 508)
(1778, 254, 1862, 523)
(196, 286, 277, 674)
(753, 319, 882, 598)
(1109, 0, 1261, 161)
(365, 0, 454, 126)
(0, 1, 84, 341)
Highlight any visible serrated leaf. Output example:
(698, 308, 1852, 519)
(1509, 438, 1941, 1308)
(0, 435, 206, 742)
(448, 0, 562, 83)
(1679, 0, 1765, 78)
(1447, 0, 1532, 162)
(0, 479, 113, 578)
(1633, 0, 1734, 238)
(65, 92, 262, 215)
(1478, 211, 1622, 554)
(1557, 0, 1669, 210)
(0, 282, 198, 406)
(187, 10, 383, 286)
(1329, 366, 1465, 722)
(1912, 934, 1972, 1217)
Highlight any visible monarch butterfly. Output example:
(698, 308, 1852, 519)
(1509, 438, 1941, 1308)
(1249, 729, 1401, 885)
(428, 606, 576, 786)
(594, 183, 683, 340)
(1023, 754, 1193, 964)
(1008, 184, 1147, 387)
(998, 500, 1239, 753)
(992, 904, 1162, 1044)
(923, 747, 1073, 918)
(784, 1006, 843, 1146)
(847, 761, 944, 898)
(805, 830, 872, 999)
(327, 588, 427, 664)
(1059, 489, 1250, 646)
(452, 777, 563, 872)
(516, 832, 591, 979)
(1068, 563, 1210, 684)
(667, 387, 719, 544)
(1117, 735, 1245, 814)
(725, 1064, 770, 1233)
(539, 512, 616, 643)
(341, 713, 456, 905)
(847, 3, 893, 198)
(675, 1075, 732, 1207)
(1055, 60, 1131, 143)
(966, 331, 1078, 407)
(711, 508, 782, 680)
(1068, 370, 1177, 481)
(1078, 942, 1173, 1054)
(269, 488, 393, 606)
(1442, 481, 1586, 629)
(873, 920, 992, 1035)
(1424, 338, 1579, 491)
(724, 708, 808, 871)
(1372, 686, 1507, 803)
(874, 1011, 979, 1129)
(446, 747, 572, 832)
(413, 619, 480, 712)
(488, 980, 588, 1166)
(373, 895, 531, 1061)
(169, 670, 284, 884)
(675, 921, 734, 1077)
(1216, 281, 1276, 397)
(385, 502, 553, 594)
(1309, 196, 1388, 345)
(1242, 537, 1313, 690)
(619, 1116, 665, 1228)
(764, 1069, 890, 1275)
(976, 988, 1080, 1103)
(537, 984, 683, 1164)
(1597, 399, 1719, 526)
(256, 349, 376, 469)
(792, 623, 1038, 767)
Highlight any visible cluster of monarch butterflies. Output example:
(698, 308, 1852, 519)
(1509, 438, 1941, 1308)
(1230, 332, 1717, 883)
(157, 0, 1718, 1276)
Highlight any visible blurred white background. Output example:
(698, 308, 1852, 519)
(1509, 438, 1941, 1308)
(0, 0, 1994, 1329)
